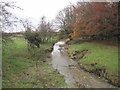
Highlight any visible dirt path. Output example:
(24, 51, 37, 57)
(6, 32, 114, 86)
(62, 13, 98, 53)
(51, 41, 116, 88)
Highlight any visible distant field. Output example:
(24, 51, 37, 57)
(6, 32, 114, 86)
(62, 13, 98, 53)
(68, 41, 119, 86)
(2, 37, 65, 88)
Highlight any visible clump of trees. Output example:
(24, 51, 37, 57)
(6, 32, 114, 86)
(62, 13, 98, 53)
(23, 17, 55, 61)
(24, 17, 54, 49)
(56, 2, 119, 40)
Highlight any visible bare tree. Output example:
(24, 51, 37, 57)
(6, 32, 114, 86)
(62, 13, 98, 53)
(56, 6, 75, 34)
(0, 1, 22, 31)
(37, 16, 53, 43)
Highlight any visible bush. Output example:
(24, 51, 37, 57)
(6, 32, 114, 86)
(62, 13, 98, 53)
(24, 31, 42, 48)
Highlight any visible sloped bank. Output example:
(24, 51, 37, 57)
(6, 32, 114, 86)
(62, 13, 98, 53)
(2, 37, 66, 88)
(66, 40, 119, 87)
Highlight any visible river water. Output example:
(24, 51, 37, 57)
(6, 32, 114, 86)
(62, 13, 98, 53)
(51, 41, 116, 88)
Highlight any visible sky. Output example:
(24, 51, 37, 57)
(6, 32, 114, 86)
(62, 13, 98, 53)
(3, 0, 119, 32)
(13, 0, 79, 20)
(9, 0, 118, 21)
(3, 0, 80, 32)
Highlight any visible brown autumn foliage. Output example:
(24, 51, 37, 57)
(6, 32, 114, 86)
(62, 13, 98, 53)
(69, 2, 118, 40)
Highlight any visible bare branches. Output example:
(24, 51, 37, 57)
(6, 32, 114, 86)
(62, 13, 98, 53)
(0, 1, 22, 31)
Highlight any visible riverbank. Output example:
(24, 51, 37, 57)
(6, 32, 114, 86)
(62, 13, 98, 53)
(67, 40, 119, 87)
(2, 37, 66, 88)
(51, 41, 115, 88)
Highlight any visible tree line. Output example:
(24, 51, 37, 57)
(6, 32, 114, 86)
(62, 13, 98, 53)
(56, 2, 119, 40)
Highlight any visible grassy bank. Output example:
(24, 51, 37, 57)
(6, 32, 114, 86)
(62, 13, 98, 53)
(67, 40, 119, 86)
(3, 37, 66, 88)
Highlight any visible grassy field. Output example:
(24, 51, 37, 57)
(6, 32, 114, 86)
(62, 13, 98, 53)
(2, 37, 66, 88)
(68, 41, 119, 86)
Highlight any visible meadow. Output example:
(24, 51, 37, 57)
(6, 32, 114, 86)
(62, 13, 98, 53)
(2, 36, 66, 88)
(68, 40, 119, 86)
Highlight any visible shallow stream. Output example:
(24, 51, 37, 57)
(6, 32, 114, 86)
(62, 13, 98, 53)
(51, 41, 115, 88)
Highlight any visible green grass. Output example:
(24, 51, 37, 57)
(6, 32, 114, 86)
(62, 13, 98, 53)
(3, 37, 66, 88)
(68, 41, 119, 85)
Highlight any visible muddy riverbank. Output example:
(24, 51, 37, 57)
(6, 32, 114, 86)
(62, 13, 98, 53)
(51, 41, 117, 88)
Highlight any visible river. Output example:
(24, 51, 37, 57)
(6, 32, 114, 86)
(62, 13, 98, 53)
(51, 41, 116, 88)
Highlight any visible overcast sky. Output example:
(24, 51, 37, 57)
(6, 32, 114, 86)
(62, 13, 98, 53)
(15, 0, 80, 20)
(3, 0, 81, 32)
(3, 0, 119, 32)
(9, 0, 80, 22)
(6, 0, 118, 22)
